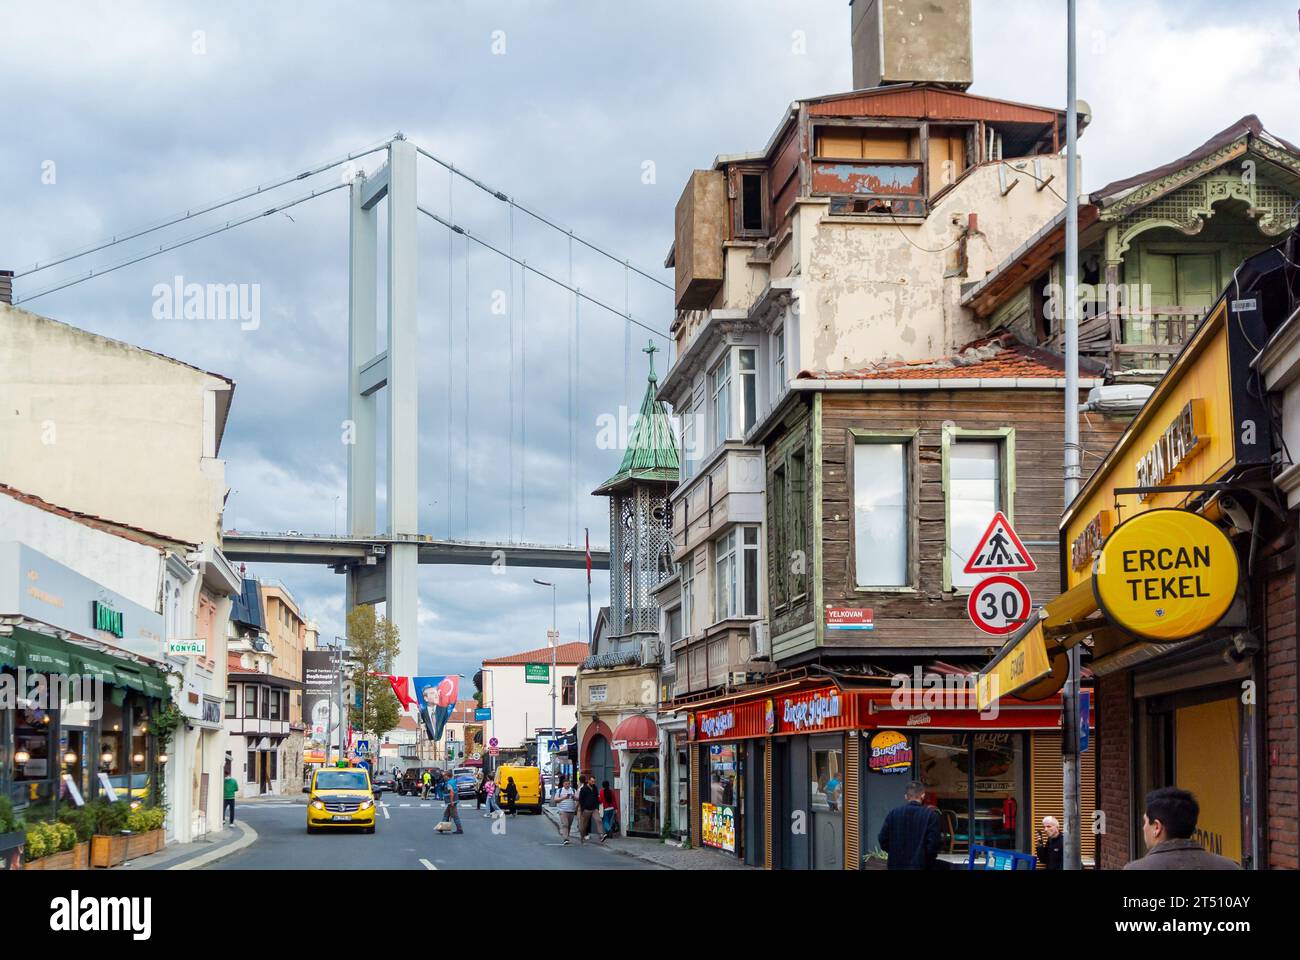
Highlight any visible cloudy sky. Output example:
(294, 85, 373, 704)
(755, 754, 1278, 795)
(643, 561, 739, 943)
(2, 0, 1297, 685)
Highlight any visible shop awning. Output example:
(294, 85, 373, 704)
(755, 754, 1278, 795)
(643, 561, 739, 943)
(612, 714, 659, 750)
(13, 627, 75, 674)
(977, 578, 1102, 710)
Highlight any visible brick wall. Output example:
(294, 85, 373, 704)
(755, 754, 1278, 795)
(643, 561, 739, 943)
(1264, 547, 1298, 870)
(1097, 672, 1132, 869)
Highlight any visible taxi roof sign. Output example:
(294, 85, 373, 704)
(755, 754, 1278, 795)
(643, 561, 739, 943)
(962, 511, 1037, 574)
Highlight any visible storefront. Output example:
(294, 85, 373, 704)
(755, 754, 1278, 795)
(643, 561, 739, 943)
(978, 288, 1285, 868)
(683, 681, 1089, 869)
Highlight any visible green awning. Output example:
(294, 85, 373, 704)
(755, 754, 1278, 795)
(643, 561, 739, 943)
(0, 633, 17, 670)
(141, 670, 171, 700)
(15, 627, 73, 674)
(4, 626, 170, 700)
(72, 648, 121, 687)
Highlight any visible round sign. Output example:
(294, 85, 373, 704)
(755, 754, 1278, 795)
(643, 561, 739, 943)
(488, 737, 498, 748)
(968, 575, 1032, 635)
(1094, 508, 1239, 642)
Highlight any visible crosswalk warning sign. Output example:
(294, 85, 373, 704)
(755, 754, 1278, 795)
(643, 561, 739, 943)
(962, 511, 1037, 574)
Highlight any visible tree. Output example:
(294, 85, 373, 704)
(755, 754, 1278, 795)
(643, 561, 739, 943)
(472, 669, 484, 706)
(345, 606, 403, 744)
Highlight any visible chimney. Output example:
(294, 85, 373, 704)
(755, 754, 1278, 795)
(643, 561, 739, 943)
(850, 0, 973, 91)
(0, 270, 12, 305)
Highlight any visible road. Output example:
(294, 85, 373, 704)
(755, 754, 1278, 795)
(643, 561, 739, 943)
(206, 796, 661, 870)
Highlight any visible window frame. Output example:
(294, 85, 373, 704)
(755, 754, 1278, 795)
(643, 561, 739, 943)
(714, 529, 738, 623)
(738, 347, 757, 438)
(680, 558, 695, 639)
(243, 684, 257, 719)
(709, 352, 733, 449)
(225, 684, 238, 719)
(848, 429, 919, 593)
(941, 426, 1016, 594)
(732, 166, 770, 239)
(771, 326, 786, 403)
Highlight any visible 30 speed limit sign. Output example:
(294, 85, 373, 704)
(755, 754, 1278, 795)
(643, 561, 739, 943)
(967, 575, 1032, 635)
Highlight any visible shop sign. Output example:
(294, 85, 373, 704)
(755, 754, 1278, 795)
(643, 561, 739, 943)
(1094, 509, 1239, 642)
(868, 730, 911, 774)
(764, 698, 775, 734)
(92, 600, 124, 638)
(524, 663, 549, 683)
(168, 637, 206, 656)
(686, 712, 696, 740)
(826, 607, 873, 631)
(614, 738, 659, 750)
(1071, 510, 1113, 571)
(701, 802, 736, 852)
(1135, 400, 1204, 498)
(588, 683, 608, 703)
(779, 688, 843, 732)
(699, 710, 735, 739)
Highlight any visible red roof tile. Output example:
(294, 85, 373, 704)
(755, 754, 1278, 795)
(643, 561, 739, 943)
(483, 642, 588, 666)
(800, 332, 1102, 381)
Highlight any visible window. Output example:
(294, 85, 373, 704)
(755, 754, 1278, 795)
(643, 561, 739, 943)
(739, 348, 757, 437)
(261, 686, 270, 719)
(680, 559, 695, 637)
(789, 448, 807, 599)
(244, 684, 257, 719)
(666, 605, 683, 646)
(710, 352, 732, 447)
(810, 735, 845, 870)
(246, 751, 257, 783)
(772, 327, 785, 400)
(742, 527, 760, 617)
(737, 170, 768, 237)
(949, 440, 1003, 590)
(562, 675, 576, 706)
(225, 685, 237, 718)
(269, 688, 282, 720)
(770, 461, 788, 609)
(854, 440, 910, 587)
(680, 398, 696, 481)
(282, 691, 290, 720)
(715, 530, 738, 621)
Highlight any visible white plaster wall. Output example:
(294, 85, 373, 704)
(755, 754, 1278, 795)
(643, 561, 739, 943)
(484, 662, 579, 749)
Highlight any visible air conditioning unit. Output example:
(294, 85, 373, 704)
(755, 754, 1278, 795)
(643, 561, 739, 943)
(640, 636, 662, 666)
(728, 671, 750, 687)
(749, 620, 770, 660)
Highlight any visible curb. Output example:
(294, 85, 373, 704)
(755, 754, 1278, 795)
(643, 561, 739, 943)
(170, 821, 258, 871)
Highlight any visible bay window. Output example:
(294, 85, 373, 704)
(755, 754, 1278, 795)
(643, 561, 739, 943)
(710, 353, 732, 447)
(680, 559, 695, 637)
(853, 437, 911, 588)
(715, 529, 738, 621)
(772, 327, 785, 400)
(714, 525, 760, 622)
(739, 348, 757, 437)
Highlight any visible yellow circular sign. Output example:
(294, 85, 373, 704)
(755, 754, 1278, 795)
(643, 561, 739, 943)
(1093, 509, 1239, 642)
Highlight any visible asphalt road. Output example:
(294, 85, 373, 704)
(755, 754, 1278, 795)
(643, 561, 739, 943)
(205, 796, 660, 870)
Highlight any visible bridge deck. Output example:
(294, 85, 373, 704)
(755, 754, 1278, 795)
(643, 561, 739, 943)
(222, 531, 611, 570)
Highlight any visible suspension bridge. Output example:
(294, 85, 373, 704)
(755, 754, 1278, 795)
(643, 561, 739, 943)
(9, 132, 675, 677)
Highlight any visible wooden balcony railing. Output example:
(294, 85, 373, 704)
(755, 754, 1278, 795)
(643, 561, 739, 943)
(1048, 305, 1207, 377)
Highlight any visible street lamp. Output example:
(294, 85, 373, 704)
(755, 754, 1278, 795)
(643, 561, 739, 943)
(533, 578, 558, 785)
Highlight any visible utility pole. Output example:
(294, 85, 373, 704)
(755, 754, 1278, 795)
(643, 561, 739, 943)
(534, 578, 558, 781)
(1062, 0, 1084, 872)
(333, 636, 347, 765)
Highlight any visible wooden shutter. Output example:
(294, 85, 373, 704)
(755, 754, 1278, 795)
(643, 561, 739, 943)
(845, 732, 860, 870)
(764, 737, 773, 870)
(689, 744, 700, 850)
(1030, 731, 1097, 865)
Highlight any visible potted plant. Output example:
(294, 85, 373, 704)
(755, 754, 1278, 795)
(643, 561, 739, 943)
(123, 804, 166, 858)
(0, 798, 25, 870)
(23, 821, 79, 870)
(89, 799, 131, 868)
(863, 846, 889, 870)
(58, 805, 96, 869)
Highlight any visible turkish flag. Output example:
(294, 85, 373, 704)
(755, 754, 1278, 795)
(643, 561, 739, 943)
(387, 675, 415, 711)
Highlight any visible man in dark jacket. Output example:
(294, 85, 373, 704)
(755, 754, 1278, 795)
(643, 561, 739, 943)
(1036, 816, 1064, 870)
(1124, 787, 1240, 870)
(577, 775, 607, 844)
(878, 781, 943, 870)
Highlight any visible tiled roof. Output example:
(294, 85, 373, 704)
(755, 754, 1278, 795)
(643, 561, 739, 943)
(800, 332, 1103, 382)
(483, 642, 588, 666)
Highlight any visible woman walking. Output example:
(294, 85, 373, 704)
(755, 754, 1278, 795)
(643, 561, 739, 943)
(483, 774, 501, 817)
(600, 780, 617, 836)
(504, 776, 520, 816)
(554, 776, 578, 844)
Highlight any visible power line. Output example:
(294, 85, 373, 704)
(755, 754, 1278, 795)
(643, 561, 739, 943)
(416, 204, 670, 341)
(13, 183, 350, 304)
(414, 145, 672, 292)
(15, 138, 393, 278)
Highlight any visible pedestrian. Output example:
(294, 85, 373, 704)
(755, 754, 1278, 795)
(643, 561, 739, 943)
(554, 776, 578, 844)
(223, 769, 238, 825)
(504, 776, 519, 816)
(475, 770, 486, 810)
(577, 774, 607, 844)
(878, 781, 942, 870)
(483, 774, 501, 817)
(599, 780, 617, 835)
(1124, 787, 1240, 870)
(439, 780, 463, 835)
(1036, 816, 1064, 870)
(421, 769, 432, 800)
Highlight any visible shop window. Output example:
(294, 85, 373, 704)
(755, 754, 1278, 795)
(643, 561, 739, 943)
(854, 437, 911, 587)
(946, 435, 1011, 591)
(861, 731, 916, 864)
(810, 735, 845, 870)
(129, 703, 151, 802)
(703, 743, 739, 854)
(13, 701, 53, 783)
(561, 675, 576, 706)
(918, 732, 1026, 857)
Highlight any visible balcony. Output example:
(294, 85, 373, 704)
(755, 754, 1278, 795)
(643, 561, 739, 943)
(1051, 305, 1207, 379)
(810, 159, 925, 217)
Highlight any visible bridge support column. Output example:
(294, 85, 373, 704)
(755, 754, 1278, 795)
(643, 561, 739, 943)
(348, 167, 378, 540)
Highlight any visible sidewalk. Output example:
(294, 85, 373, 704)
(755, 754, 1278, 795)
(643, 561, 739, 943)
(119, 820, 257, 871)
(541, 804, 751, 870)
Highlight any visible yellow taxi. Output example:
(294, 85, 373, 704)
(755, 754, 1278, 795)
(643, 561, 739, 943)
(306, 766, 377, 834)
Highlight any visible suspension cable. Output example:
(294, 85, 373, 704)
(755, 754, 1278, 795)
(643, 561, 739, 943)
(15, 137, 393, 278)
(414, 144, 671, 292)
(13, 183, 350, 305)
(416, 205, 669, 341)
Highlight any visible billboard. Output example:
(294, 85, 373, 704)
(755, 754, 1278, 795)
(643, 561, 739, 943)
(303, 650, 342, 748)
(413, 675, 460, 742)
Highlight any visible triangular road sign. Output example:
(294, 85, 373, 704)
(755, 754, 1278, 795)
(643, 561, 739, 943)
(962, 511, 1037, 574)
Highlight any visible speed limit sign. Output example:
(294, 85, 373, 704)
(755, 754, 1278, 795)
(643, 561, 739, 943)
(968, 575, 1032, 636)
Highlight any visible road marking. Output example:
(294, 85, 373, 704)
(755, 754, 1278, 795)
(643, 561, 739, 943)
(419, 858, 438, 870)
(400, 803, 411, 807)
(381, 803, 390, 820)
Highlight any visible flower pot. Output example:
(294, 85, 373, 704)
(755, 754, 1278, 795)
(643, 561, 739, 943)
(0, 831, 23, 871)
(90, 834, 129, 868)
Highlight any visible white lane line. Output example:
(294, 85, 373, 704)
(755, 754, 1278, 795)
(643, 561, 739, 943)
(419, 858, 438, 870)
(381, 803, 390, 820)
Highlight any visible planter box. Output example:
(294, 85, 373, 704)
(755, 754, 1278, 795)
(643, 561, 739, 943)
(24, 842, 90, 871)
(90, 834, 128, 868)
(124, 829, 164, 860)
(0, 831, 25, 871)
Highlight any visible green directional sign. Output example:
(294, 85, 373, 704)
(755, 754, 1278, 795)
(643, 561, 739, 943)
(525, 663, 550, 684)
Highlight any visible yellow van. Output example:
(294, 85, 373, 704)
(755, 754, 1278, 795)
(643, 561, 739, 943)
(494, 765, 543, 814)
(307, 766, 377, 833)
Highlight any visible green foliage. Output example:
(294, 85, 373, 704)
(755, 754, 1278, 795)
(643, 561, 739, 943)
(58, 805, 97, 843)
(87, 798, 130, 835)
(0, 796, 19, 835)
(23, 821, 75, 861)
(126, 804, 165, 833)
(344, 605, 403, 742)
(23, 822, 47, 861)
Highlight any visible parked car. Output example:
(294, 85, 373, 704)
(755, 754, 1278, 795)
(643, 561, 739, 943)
(370, 774, 396, 794)
(448, 769, 479, 799)
(397, 767, 440, 796)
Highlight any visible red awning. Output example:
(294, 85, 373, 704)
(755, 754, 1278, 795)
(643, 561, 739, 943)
(612, 715, 659, 750)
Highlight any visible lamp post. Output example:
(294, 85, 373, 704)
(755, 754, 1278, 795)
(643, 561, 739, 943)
(331, 636, 349, 765)
(533, 578, 558, 782)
